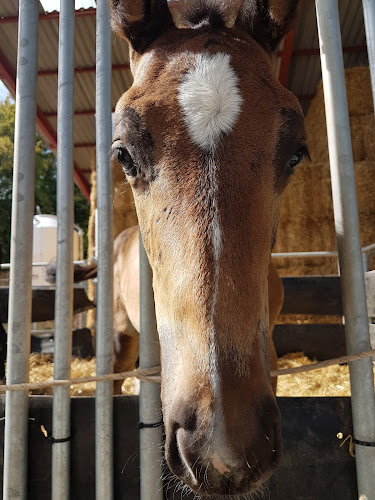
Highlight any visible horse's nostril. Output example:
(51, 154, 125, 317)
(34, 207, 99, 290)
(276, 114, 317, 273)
(166, 425, 199, 485)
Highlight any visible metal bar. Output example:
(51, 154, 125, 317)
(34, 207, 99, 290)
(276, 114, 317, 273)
(2, 1, 39, 498)
(139, 232, 164, 500)
(51, 1, 75, 498)
(95, 1, 114, 499)
(362, 242, 375, 252)
(272, 250, 338, 258)
(315, 1, 375, 498)
(362, 0, 375, 112)
(0, 260, 87, 270)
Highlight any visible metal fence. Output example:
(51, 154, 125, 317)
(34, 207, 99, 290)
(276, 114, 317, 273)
(2, 0, 375, 499)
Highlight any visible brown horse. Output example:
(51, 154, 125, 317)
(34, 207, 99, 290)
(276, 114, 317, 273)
(98, 0, 307, 495)
(108, 0, 306, 495)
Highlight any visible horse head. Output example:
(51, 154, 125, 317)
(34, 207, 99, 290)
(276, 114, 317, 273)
(109, 0, 305, 495)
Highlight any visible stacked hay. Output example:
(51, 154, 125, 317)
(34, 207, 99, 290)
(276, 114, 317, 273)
(274, 67, 375, 276)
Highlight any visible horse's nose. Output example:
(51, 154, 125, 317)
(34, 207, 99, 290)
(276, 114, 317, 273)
(164, 396, 282, 495)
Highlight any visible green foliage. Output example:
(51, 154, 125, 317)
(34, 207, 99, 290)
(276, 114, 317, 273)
(0, 97, 89, 263)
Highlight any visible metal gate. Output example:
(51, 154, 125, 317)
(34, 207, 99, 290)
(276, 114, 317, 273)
(2, 0, 375, 499)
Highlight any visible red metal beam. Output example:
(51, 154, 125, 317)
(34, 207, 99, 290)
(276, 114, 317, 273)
(44, 109, 96, 118)
(0, 49, 91, 201)
(0, 8, 96, 24)
(38, 63, 130, 77)
(278, 29, 296, 87)
(74, 143, 96, 149)
(44, 108, 115, 118)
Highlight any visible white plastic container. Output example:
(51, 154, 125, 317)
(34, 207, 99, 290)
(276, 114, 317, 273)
(32, 214, 83, 286)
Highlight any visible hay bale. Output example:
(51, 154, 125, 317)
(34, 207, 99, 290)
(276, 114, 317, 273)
(305, 67, 375, 164)
(346, 66, 374, 117)
(274, 66, 375, 330)
(274, 160, 375, 276)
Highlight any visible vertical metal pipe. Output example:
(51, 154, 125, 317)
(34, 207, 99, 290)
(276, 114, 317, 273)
(362, 0, 375, 112)
(51, 1, 75, 498)
(139, 233, 164, 500)
(95, 1, 113, 498)
(2, 1, 39, 499)
(315, 1, 375, 498)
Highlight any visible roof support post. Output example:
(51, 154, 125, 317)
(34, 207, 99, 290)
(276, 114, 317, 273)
(362, 0, 375, 112)
(2, 1, 39, 498)
(95, 1, 114, 498)
(315, 1, 375, 498)
(139, 233, 164, 500)
(51, 1, 75, 498)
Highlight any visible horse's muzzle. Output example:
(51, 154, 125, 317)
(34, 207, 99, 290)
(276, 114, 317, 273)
(164, 395, 282, 496)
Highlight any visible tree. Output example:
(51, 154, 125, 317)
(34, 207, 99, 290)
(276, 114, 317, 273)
(0, 96, 89, 263)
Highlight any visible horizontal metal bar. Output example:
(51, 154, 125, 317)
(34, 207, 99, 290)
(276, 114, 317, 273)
(0, 260, 87, 269)
(272, 251, 338, 258)
(362, 242, 375, 253)
(38, 63, 129, 77)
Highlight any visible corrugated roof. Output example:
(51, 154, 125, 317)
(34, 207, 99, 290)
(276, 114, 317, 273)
(0, 0, 371, 196)
(286, 0, 368, 113)
(0, 0, 132, 197)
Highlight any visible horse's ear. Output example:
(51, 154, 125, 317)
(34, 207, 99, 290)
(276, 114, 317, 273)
(108, 0, 173, 54)
(237, 0, 300, 52)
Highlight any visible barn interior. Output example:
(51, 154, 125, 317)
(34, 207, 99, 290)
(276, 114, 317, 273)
(1, 1, 375, 499)
(0, 0, 374, 398)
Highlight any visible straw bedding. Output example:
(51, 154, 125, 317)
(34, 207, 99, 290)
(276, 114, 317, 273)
(276, 352, 375, 397)
(27, 354, 136, 396)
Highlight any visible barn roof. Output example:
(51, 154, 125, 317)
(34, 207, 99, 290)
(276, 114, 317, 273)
(0, 0, 369, 198)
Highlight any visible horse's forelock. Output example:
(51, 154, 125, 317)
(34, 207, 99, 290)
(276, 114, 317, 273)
(169, 0, 236, 30)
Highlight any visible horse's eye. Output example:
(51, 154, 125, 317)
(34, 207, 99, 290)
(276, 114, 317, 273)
(286, 146, 309, 174)
(112, 143, 138, 177)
